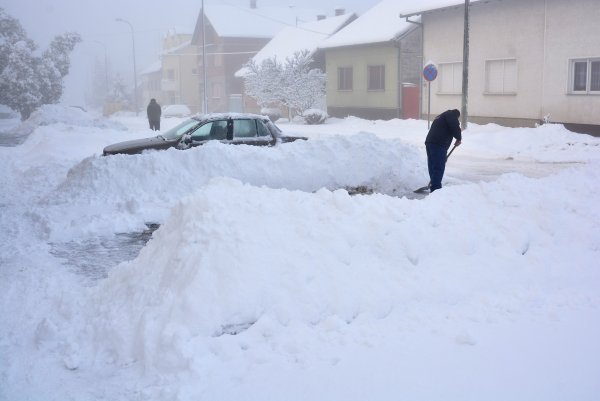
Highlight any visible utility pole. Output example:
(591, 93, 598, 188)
(461, 0, 470, 129)
(116, 18, 139, 116)
(201, 0, 208, 114)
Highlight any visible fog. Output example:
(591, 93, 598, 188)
(2, 0, 378, 107)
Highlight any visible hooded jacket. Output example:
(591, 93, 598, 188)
(425, 109, 461, 148)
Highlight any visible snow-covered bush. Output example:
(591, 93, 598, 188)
(260, 107, 281, 122)
(303, 108, 328, 125)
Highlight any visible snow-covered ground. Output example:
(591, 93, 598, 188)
(1, 105, 599, 401)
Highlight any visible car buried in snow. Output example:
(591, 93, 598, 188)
(102, 112, 307, 156)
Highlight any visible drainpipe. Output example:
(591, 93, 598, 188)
(401, 16, 424, 120)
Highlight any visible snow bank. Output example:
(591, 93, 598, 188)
(73, 162, 600, 380)
(12, 104, 127, 136)
(38, 133, 426, 241)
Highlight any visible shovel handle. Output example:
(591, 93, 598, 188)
(446, 144, 458, 161)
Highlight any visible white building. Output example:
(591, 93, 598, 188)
(401, 0, 600, 134)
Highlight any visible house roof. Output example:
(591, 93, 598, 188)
(319, 0, 419, 49)
(161, 40, 193, 55)
(398, 0, 488, 18)
(235, 13, 356, 77)
(320, 0, 490, 49)
(203, 4, 328, 39)
(140, 60, 162, 76)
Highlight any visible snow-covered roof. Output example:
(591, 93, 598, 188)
(398, 0, 486, 17)
(140, 60, 161, 76)
(235, 13, 356, 77)
(320, 0, 487, 49)
(162, 40, 193, 55)
(204, 4, 327, 39)
(319, 0, 418, 49)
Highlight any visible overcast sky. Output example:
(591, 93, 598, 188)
(3, 0, 380, 106)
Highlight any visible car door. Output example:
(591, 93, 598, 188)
(231, 119, 274, 146)
(187, 119, 229, 147)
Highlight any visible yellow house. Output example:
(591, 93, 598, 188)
(319, 0, 422, 120)
(140, 30, 202, 114)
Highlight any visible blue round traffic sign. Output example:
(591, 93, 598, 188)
(423, 64, 438, 81)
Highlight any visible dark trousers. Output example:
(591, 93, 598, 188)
(426, 143, 448, 192)
(149, 119, 160, 131)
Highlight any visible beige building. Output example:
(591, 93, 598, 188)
(140, 31, 201, 113)
(401, 0, 600, 134)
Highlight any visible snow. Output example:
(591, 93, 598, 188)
(204, 4, 327, 39)
(162, 104, 192, 117)
(320, 0, 417, 48)
(320, 0, 484, 48)
(1, 105, 600, 401)
(236, 13, 356, 77)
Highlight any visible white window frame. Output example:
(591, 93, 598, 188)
(484, 58, 518, 95)
(437, 61, 462, 95)
(568, 57, 600, 94)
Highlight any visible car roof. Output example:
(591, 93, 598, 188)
(192, 112, 271, 123)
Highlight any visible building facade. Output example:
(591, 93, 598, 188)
(411, 0, 600, 134)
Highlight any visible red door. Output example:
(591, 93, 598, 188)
(402, 84, 420, 119)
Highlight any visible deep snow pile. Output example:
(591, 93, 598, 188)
(38, 133, 425, 241)
(72, 168, 600, 375)
(1, 108, 600, 401)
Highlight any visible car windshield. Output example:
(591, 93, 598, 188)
(159, 118, 201, 140)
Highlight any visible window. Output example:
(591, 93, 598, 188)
(257, 120, 271, 137)
(485, 58, 517, 94)
(569, 58, 600, 93)
(438, 62, 462, 94)
(190, 120, 228, 141)
(233, 119, 257, 138)
(368, 65, 385, 91)
(166, 69, 175, 80)
(211, 82, 222, 100)
(337, 67, 353, 91)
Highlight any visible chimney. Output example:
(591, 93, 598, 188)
(317, 14, 326, 21)
(250, 0, 257, 9)
(335, 8, 345, 16)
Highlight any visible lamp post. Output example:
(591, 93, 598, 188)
(201, 0, 208, 114)
(116, 17, 139, 115)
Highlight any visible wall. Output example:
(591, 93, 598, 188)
(543, 0, 600, 126)
(422, 0, 600, 132)
(325, 43, 400, 119)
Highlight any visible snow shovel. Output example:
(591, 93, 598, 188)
(413, 144, 458, 193)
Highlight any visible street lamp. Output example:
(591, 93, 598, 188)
(116, 17, 139, 116)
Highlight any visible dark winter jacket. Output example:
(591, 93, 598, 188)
(425, 109, 461, 148)
(147, 99, 161, 121)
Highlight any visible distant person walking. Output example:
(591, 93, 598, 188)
(425, 109, 462, 192)
(147, 98, 161, 131)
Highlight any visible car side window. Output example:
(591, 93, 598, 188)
(190, 120, 227, 141)
(257, 120, 271, 137)
(233, 119, 257, 138)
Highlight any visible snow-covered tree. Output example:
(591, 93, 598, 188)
(107, 74, 131, 105)
(39, 33, 81, 105)
(280, 50, 326, 116)
(243, 57, 284, 108)
(242, 50, 327, 119)
(0, 8, 81, 120)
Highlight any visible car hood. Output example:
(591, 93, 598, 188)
(103, 136, 176, 155)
